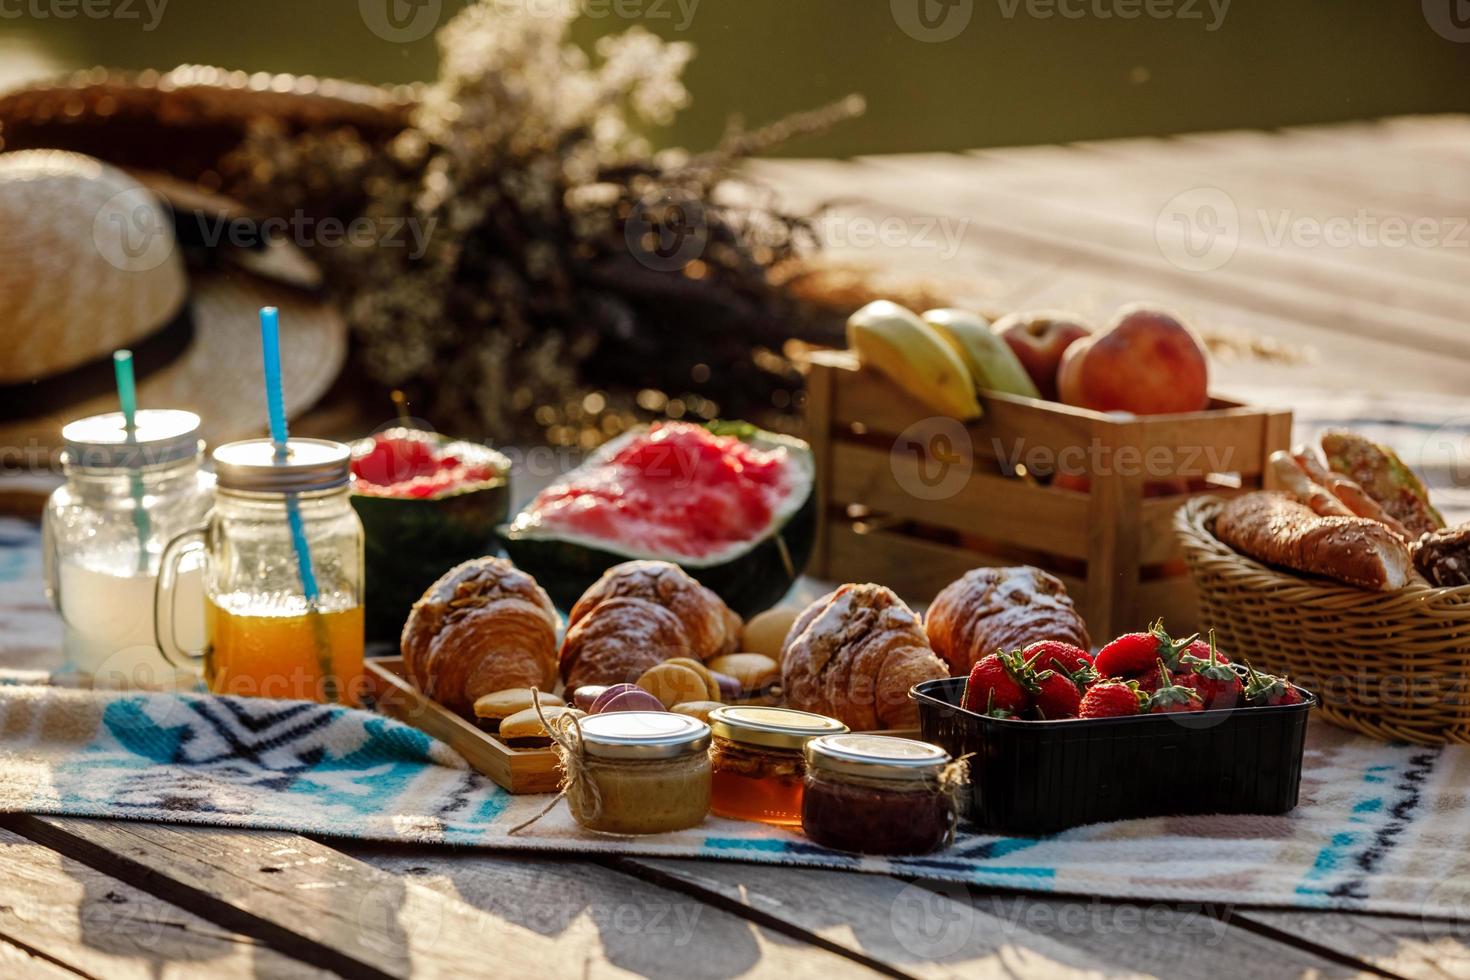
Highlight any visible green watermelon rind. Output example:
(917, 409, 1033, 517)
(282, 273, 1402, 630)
(350, 433, 512, 643)
(499, 425, 815, 619)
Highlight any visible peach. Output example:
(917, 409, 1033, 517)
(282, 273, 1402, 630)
(1058, 304, 1209, 415)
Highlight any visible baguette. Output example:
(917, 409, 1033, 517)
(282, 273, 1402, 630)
(1270, 451, 1352, 518)
(1215, 491, 1412, 592)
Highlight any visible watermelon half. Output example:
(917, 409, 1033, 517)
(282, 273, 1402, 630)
(350, 428, 511, 644)
(501, 421, 815, 618)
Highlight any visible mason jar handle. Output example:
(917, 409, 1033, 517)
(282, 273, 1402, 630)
(40, 505, 60, 615)
(155, 524, 209, 673)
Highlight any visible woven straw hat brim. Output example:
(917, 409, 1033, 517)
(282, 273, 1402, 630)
(0, 266, 346, 463)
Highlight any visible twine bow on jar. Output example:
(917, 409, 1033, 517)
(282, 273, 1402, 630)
(507, 690, 601, 835)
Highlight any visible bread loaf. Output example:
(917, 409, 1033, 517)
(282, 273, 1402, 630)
(924, 566, 1091, 675)
(1215, 491, 1411, 591)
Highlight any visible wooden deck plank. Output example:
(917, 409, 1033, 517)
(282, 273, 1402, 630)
(337, 844, 895, 979)
(1240, 909, 1470, 980)
(618, 859, 1371, 980)
(0, 938, 83, 979)
(0, 827, 328, 979)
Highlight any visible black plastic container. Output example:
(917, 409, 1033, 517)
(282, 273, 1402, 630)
(912, 677, 1315, 836)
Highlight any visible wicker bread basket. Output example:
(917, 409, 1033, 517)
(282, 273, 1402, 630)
(1176, 497, 1470, 745)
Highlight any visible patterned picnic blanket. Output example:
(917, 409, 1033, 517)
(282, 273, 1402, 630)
(2, 394, 1470, 918)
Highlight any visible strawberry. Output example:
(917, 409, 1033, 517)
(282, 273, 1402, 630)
(1144, 660, 1206, 714)
(1182, 635, 1231, 667)
(1242, 660, 1305, 707)
(1030, 670, 1083, 720)
(1176, 630, 1243, 710)
(1137, 660, 1176, 696)
(1078, 679, 1145, 718)
(1021, 640, 1097, 688)
(1093, 619, 1198, 679)
(962, 651, 1033, 715)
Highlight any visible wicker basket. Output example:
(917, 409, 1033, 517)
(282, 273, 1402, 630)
(1175, 497, 1470, 745)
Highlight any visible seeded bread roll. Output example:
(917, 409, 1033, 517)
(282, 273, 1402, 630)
(401, 558, 560, 718)
(781, 584, 947, 730)
(1215, 491, 1412, 592)
(924, 566, 1091, 675)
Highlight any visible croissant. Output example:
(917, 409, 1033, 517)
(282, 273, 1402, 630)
(781, 584, 948, 730)
(400, 557, 559, 717)
(568, 560, 740, 661)
(925, 566, 1091, 675)
(560, 597, 698, 690)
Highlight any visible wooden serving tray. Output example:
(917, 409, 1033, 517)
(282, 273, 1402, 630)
(363, 657, 560, 795)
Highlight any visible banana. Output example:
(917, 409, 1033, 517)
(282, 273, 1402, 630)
(846, 301, 982, 420)
(922, 308, 1041, 399)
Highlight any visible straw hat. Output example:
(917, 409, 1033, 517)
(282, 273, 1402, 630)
(0, 149, 346, 463)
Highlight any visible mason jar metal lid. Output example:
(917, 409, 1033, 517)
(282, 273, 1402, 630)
(707, 705, 848, 751)
(212, 438, 352, 493)
(61, 410, 203, 470)
(804, 734, 950, 784)
(577, 711, 711, 761)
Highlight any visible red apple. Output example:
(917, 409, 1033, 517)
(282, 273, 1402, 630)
(993, 311, 1094, 401)
(1057, 304, 1209, 415)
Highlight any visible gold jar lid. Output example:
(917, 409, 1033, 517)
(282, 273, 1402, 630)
(707, 705, 848, 751)
(804, 734, 950, 784)
(577, 711, 710, 761)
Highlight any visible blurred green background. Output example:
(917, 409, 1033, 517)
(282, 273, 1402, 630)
(4, 0, 1469, 156)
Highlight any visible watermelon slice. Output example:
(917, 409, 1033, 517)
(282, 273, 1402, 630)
(350, 428, 511, 643)
(502, 421, 815, 617)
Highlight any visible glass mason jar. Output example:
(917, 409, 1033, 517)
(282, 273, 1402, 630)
(801, 734, 955, 856)
(706, 706, 848, 827)
(155, 438, 366, 705)
(567, 712, 712, 835)
(43, 410, 214, 686)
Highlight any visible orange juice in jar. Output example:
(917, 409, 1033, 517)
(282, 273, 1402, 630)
(157, 439, 366, 706)
(205, 594, 366, 706)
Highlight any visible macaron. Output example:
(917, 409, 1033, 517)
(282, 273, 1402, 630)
(498, 705, 586, 746)
(706, 653, 781, 705)
(637, 661, 712, 709)
(671, 700, 724, 723)
(740, 607, 799, 661)
(472, 688, 564, 722)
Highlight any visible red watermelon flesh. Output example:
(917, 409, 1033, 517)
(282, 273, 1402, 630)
(524, 422, 798, 560)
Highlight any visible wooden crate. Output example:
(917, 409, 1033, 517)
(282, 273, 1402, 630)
(363, 658, 560, 794)
(803, 350, 1292, 639)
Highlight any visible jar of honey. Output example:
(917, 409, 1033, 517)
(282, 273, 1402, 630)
(707, 706, 848, 827)
(154, 438, 365, 705)
(567, 712, 711, 835)
(801, 734, 956, 855)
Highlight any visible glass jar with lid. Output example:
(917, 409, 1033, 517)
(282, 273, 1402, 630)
(802, 734, 956, 855)
(154, 438, 365, 705)
(43, 410, 214, 685)
(566, 711, 711, 835)
(707, 705, 848, 827)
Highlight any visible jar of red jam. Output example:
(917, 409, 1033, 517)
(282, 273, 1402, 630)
(801, 734, 956, 855)
(707, 706, 848, 827)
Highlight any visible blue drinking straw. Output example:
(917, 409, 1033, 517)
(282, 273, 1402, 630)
(113, 351, 152, 573)
(258, 307, 321, 603)
(259, 307, 338, 702)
